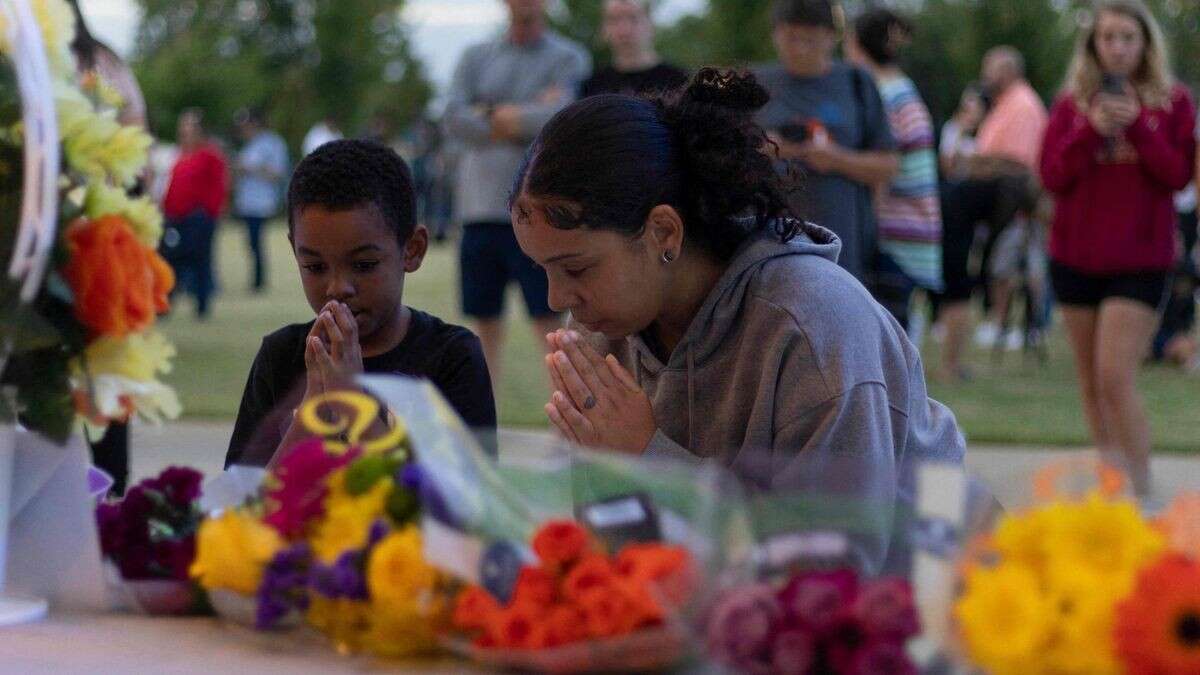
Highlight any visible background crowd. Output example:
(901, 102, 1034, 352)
(68, 0, 1200, 494)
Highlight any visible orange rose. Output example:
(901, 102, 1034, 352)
(488, 601, 549, 650)
(618, 578, 665, 628)
(453, 585, 500, 632)
(615, 543, 694, 605)
(576, 586, 639, 639)
(543, 604, 589, 647)
(511, 565, 557, 609)
(532, 519, 590, 568)
(64, 215, 174, 337)
(562, 554, 619, 602)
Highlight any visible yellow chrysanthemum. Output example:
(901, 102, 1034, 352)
(992, 503, 1055, 573)
(84, 182, 163, 246)
(367, 526, 442, 610)
(1042, 493, 1164, 586)
(190, 509, 285, 595)
(309, 470, 390, 564)
(82, 330, 175, 382)
(95, 124, 151, 187)
(362, 526, 449, 657)
(956, 563, 1053, 675)
(1040, 562, 1125, 675)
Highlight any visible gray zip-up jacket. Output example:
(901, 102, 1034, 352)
(443, 31, 590, 225)
(590, 222, 965, 569)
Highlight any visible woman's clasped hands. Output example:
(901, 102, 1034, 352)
(542, 329, 656, 454)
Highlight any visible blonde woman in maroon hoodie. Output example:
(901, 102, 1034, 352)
(1040, 0, 1196, 502)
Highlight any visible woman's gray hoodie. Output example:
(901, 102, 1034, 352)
(589, 222, 965, 570)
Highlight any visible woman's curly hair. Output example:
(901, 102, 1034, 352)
(512, 68, 804, 261)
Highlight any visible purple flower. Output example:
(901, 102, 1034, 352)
(777, 569, 859, 635)
(154, 538, 196, 581)
(145, 466, 203, 507)
(847, 639, 918, 675)
(256, 544, 312, 629)
(398, 462, 458, 527)
(95, 502, 125, 557)
(706, 583, 783, 672)
(310, 550, 368, 601)
(367, 519, 390, 546)
(771, 629, 816, 675)
(853, 578, 920, 641)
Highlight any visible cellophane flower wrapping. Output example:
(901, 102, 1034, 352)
(356, 375, 754, 672)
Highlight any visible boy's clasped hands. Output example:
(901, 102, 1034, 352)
(542, 329, 656, 454)
(304, 300, 363, 398)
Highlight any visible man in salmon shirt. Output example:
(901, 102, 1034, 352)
(162, 108, 229, 319)
(936, 47, 1048, 381)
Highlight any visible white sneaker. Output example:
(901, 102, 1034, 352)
(973, 322, 999, 348)
(1005, 329, 1023, 351)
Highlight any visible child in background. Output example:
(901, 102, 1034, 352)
(226, 140, 496, 467)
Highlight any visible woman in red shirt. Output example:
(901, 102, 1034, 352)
(1040, 0, 1196, 501)
(162, 109, 229, 319)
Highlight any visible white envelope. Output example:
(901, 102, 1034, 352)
(6, 429, 108, 611)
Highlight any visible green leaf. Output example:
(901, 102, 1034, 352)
(385, 486, 419, 526)
(343, 454, 396, 496)
(1, 346, 76, 444)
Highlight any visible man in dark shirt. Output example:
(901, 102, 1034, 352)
(226, 140, 495, 467)
(580, 0, 687, 98)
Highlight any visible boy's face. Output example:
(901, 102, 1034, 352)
(291, 204, 426, 353)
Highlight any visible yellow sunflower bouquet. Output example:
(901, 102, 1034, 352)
(955, 460, 1200, 675)
(0, 0, 178, 442)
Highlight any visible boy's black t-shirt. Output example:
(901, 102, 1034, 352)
(226, 309, 496, 467)
(580, 63, 689, 98)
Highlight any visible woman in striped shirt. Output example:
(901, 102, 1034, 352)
(847, 8, 943, 332)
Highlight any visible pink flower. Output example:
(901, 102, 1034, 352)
(706, 583, 783, 672)
(263, 439, 357, 538)
(853, 578, 920, 641)
(771, 629, 816, 675)
(848, 639, 918, 675)
(777, 568, 859, 635)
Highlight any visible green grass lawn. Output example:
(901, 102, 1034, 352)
(162, 221, 1200, 452)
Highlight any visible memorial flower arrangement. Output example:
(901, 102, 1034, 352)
(955, 462, 1200, 675)
(190, 392, 453, 658)
(704, 569, 921, 674)
(447, 518, 696, 672)
(0, 0, 178, 443)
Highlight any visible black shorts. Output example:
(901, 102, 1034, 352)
(1050, 261, 1170, 310)
(460, 221, 556, 319)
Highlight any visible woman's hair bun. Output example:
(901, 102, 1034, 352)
(678, 68, 770, 113)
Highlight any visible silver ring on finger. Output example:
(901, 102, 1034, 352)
(583, 395, 597, 410)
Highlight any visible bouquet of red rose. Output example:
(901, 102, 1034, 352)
(95, 466, 205, 614)
(449, 519, 696, 672)
(705, 568, 921, 675)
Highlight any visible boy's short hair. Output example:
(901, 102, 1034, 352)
(772, 0, 836, 29)
(286, 139, 417, 245)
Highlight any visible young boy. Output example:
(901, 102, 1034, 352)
(226, 140, 496, 467)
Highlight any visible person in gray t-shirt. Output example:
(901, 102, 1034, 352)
(234, 108, 289, 292)
(755, 0, 898, 281)
(443, 0, 590, 391)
